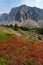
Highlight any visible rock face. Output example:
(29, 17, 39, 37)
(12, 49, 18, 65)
(0, 5, 43, 27)
(0, 13, 8, 22)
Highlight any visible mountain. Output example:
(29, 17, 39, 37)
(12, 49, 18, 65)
(0, 5, 43, 27)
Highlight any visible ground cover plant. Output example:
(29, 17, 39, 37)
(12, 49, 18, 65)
(0, 29, 43, 65)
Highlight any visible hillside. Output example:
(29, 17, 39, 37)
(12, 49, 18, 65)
(0, 26, 43, 65)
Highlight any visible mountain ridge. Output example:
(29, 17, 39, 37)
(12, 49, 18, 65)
(0, 5, 43, 27)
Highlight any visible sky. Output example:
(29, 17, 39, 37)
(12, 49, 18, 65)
(0, 0, 43, 14)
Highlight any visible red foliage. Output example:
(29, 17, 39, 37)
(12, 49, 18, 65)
(0, 37, 43, 65)
(26, 52, 32, 59)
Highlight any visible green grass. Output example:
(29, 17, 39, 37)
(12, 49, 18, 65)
(0, 32, 7, 42)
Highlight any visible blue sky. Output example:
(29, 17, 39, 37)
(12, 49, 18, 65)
(0, 0, 43, 14)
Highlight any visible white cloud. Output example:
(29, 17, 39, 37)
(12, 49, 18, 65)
(36, 0, 41, 3)
(34, 0, 43, 8)
(22, 0, 43, 9)
(22, 0, 34, 7)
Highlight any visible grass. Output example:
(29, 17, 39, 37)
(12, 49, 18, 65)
(0, 30, 17, 42)
(0, 29, 43, 65)
(0, 32, 7, 42)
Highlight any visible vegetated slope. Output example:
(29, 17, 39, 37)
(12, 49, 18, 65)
(0, 27, 43, 65)
(0, 5, 43, 27)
